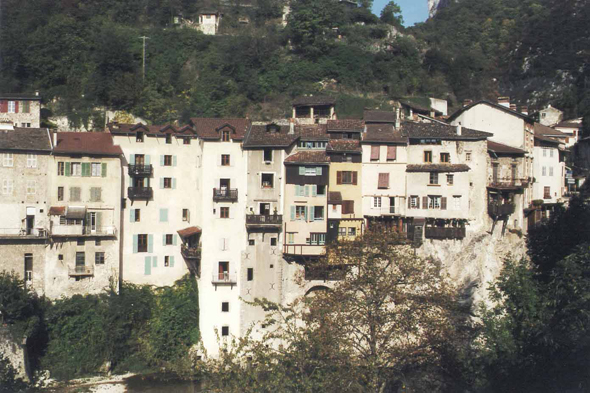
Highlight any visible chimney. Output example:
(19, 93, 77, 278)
(463, 99, 473, 107)
(52, 131, 57, 147)
(395, 108, 400, 129)
(456, 122, 462, 136)
(498, 96, 510, 108)
(521, 106, 528, 115)
(289, 118, 295, 134)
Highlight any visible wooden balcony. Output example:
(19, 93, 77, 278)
(488, 178, 529, 191)
(181, 245, 201, 260)
(213, 188, 238, 202)
(68, 265, 94, 277)
(424, 226, 466, 240)
(488, 203, 515, 217)
(246, 214, 282, 231)
(128, 187, 153, 200)
(128, 164, 153, 177)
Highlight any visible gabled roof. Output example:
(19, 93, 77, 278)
(403, 121, 491, 141)
(363, 110, 397, 123)
(189, 118, 250, 140)
(108, 123, 197, 136)
(487, 141, 526, 155)
(362, 124, 407, 144)
(54, 132, 123, 157)
(326, 119, 364, 132)
(406, 164, 470, 173)
(326, 140, 362, 153)
(297, 124, 329, 141)
(0, 93, 41, 101)
(447, 100, 534, 123)
(292, 95, 335, 107)
(555, 119, 582, 129)
(0, 128, 52, 152)
(284, 151, 330, 165)
(243, 124, 298, 148)
(534, 124, 563, 145)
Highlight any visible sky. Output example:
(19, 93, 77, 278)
(372, 0, 429, 26)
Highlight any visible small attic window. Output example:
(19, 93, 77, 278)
(222, 130, 230, 142)
(136, 132, 144, 143)
(266, 124, 280, 133)
(165, 134, 172, 144)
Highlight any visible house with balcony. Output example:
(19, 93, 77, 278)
(0, 126, 52, 294)
(554, 118, 582, 148)
(0, 93, 42, 128)
(109, 122, 199, 287)
(292, 96, 336, 125)
(45, 132, 123, 298)
(403, 122, 491, 241)
(360, 123, 408, 232)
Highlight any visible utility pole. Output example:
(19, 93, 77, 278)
(139, 36, 150, 82)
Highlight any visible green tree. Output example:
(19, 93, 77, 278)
(380, 1, 403, 27)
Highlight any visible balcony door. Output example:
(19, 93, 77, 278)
(220, 179, 230, 190)
(259, 203, 271, 215)
(135, 154, 145, 165)
(133, 177, 145, 188)
(219, 261, 229, 280)
(25, 207, 35, 235)
(89, 212, 97, 233)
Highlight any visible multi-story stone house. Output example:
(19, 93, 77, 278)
(553, 118, 582, 148)
(45, 132, 123, 298)
(403, 122, 490, 241)
(0, 127, 52, 293)
(0, 93, 42, 128)
(292, 96, 336, 125)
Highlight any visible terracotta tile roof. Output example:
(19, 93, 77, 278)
(0, 128, 52, 152)
(555, 120, 582, 129)
(189, 118, 251, 140)
(292, 95, 335, 107)
(284, 151, 330, 164)
(108, 123, 196, 136)
(243, 124, 298, 148)
(362, 124, 407, 144)
(326, 119, 364, 131)
(448, 100, 534, 123)
(406, 164, 470, 173)
(403, 121, 492, 140)
(326, 139, 362, 153)
(297, 124, 329, 141)
(363, 110, 397, 123)
(487, 141, 526, 155)
(535, 123, 567, 138)
(177, 226, 202, 238)
(328, 191, 343, 204)
(0, 93, 41, 100)
(54, 132, 123, 157)
(48, 206, 66, 216)
(400, 99, 437, 114)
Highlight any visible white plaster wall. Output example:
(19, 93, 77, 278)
(533, 146, 563, 203)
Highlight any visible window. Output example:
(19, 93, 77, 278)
(222, 302, 230, 312)
(337, 171, 357, 185)
(429, 172, 439, 185)
(222, 130, 230, 142)
(221, 154, 230, 166)
(440, 153, 450, 163)
(248, 239, 255, 246)
(428, 196, 442, 209)
(378, 173, 389, 189)
(95, 252, 105, 265)
(165, 134, 172, 144)
(90, 187, 102, 202)
(270, 237, 277, 246)
(26, 180, 36, 195)
(453, 196, 461, 210)
(247, 268, 254, 281)
(389, 197, 395, 214)
(544, 186, 551, 199)
(70, 187, 81, 201)
(342, 200, 354, 214)
(7, 101, 15, 113)
(338, 227, 346, 236)
(370, 145, 380, 161)
(134, 209, 141, 222)
(387, 146, 397, 161)
(542, 166, 546, 176)
(410, 196, 419, 209)
(373, 197, 382, 208)
(26, 154, 37, 168)
(220, 207, 230, 218)
(91, 163, 101, 177)
(447, 174, 454, 185)
(165, 256, 170, 267)
(22, 101, 30, 113)
(24, 254, 33, 281)
(165, 234, 173, 245)
(348, 227, 356, 236)
(221, 326, 229, 336)
(136, 132, 144, 142)
(3, 153, 13, 167)
(57, 162, 65, 176)
(549, 167, 554, 176)
(220, 238, 230, 251)
(543, 149, 547, 157)
(2, 180, 13, 195)
(263, 149, 273, 162)
(71, 162, 81, 176)
(295, 206, 306, 220)
(182, 209, 189, 221)
(261, 173, 274, 189)
(95, 239, 101, 246)
(164, 178, 172, 188)
(308, 233, 326, 245)
(313, 206, 324, 221)
(58, 187, 64, 201)
(550, 149, 554, 157)
(316, 185, 326, 195)
(183, 137, 191, 145)
(138, 234, 148, 252)
(424, 151, 432, 163)
(77, 238, 85, 246)
(287, 233, 295, 244)
(305, 167, 319, 176)
(164, 155, 172, 166)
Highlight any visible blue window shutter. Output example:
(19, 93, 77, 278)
(170, 256, 175, 267)
(162, 234, 166, 245)
(144, 257, 151, 275)
(290, 206, 295, 221)
(164, 209, 168, 222)
(299, 166, 305, 175)
(160, 155, 165, 166)
(304, 206, 308, 221)
(309, 206, 315, 221)
(130, 209, 134, 223)
(316, 167, 322, 175)
(160, 178, 164, 189)
(312, 185, 317, 197)
(173, 156, 177, 166)
(130, 154, 135, 165)
(173, 234, 178, 245)
(145, 155, 151, 165)
(172, 178, 176, 189)
(153, 256, 157, 267)
(159, 209, 165, 222)
(148, 234, 153, 253)
(133, 235, 138, 253)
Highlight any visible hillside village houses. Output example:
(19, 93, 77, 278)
(0, 92, 573, 355)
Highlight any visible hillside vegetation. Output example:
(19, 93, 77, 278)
(0, 0, 588, 131)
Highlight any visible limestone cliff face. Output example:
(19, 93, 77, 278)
(428, 0, 453, 18)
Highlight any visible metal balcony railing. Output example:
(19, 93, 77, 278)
(211, 272, 237, 284)
(424, 227, 466, 240)
(128, 187, 153, 199)
(181, 245, 202, 259)
(0, 228, 48, 238)
(213, 188, 238, 202)
(246, 214, 282, 227)
(488, 177, 529, 189)
(488, 203, 515, 217)
(128, 164, 153, 177)
(68, 265, 94, 277)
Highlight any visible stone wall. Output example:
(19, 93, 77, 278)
(0, 326, 31, 383)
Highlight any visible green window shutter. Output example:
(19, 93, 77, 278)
(316, 167, 322, 175)
(309, 206, 315, 221)
(153, 256, 158, 268)
(173, 234, 178, 245)
(160, 178, 164, 189)
(144, 257, 151, 275)
(148, 234, 153, 253)
(172, 178, 176, 189)
(96, 212, 102, 228)
(160, 208, 168, 222)
(82, 163, 90, 177)
(160, 155, 165, 166)
(65, 162, 71, 177)
(133, 235, 138, 253)
(173, 156, 177, 166)
(145, 155, 150, 165)
(312, 185, 317, 197)
(170, 256, 175, 267)
(101, 163, 107, 177)
(130, 209, 134, 223)
(305, 185, 310, 197)
(290, 206, 295, 221)
(162, 234, 166, 245)
(304, 206, 308, 221)
(130, 154, 135, 165)
(299, 166, 305, 175)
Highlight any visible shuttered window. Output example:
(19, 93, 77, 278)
(70, 187, 81, 202)
(90, 187, 102, 202)
(370, 146, 380, 161)
(378, 173, 389, 189)
(387, 146, 397, 161)
(342, 200, 354, 214)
